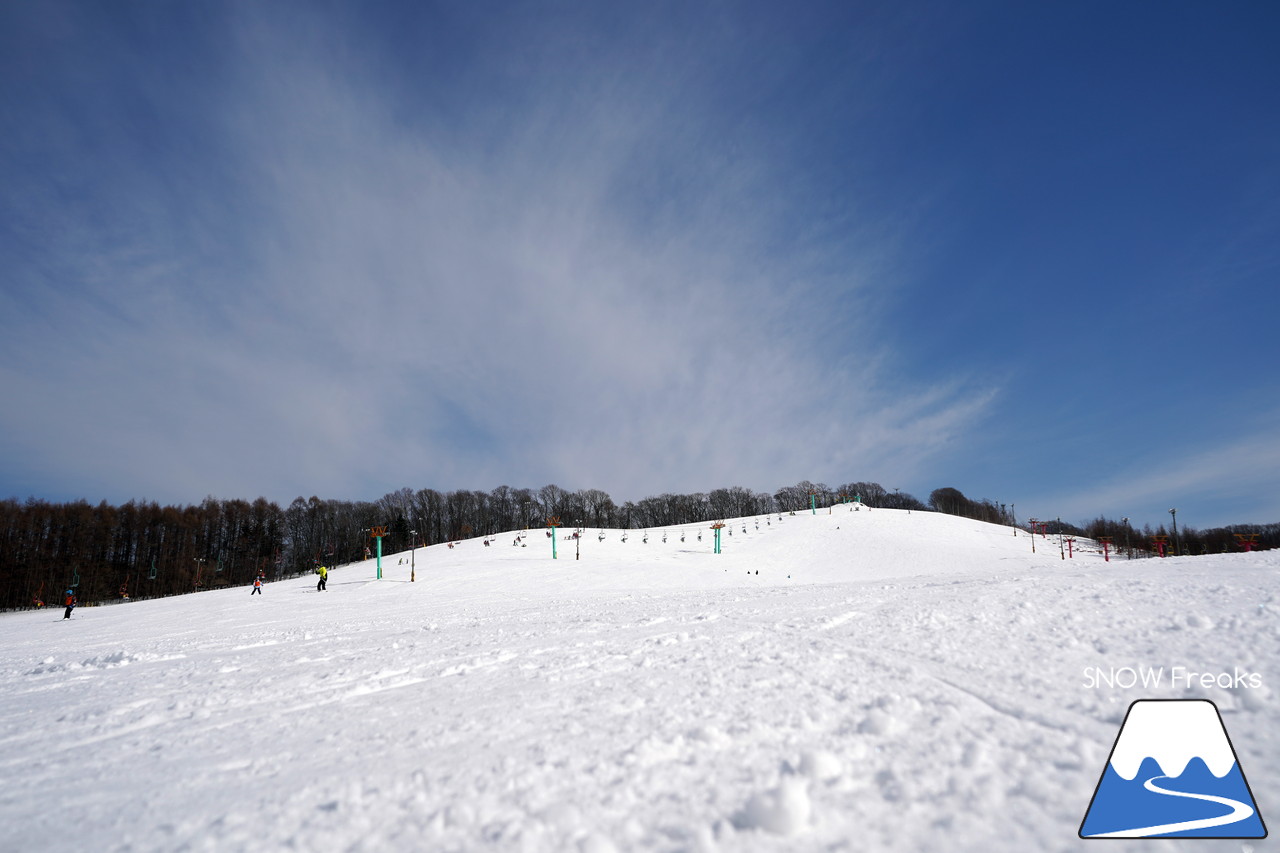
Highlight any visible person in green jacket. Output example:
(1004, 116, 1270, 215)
(316, 565, 328, 592)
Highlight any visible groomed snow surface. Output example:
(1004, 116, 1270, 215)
(2, 507, 1276, 852)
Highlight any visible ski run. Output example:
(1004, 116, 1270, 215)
(1, 505, 1276, 852)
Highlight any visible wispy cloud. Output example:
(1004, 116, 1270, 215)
(0, 3, 996, 505)
(1027, 418, 1280, 529)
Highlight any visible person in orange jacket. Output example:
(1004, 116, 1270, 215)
(250, 576, 262, 595)
(62, 589, 77, 620)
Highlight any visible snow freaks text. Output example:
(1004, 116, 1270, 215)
(1082, 666, 1264, 690)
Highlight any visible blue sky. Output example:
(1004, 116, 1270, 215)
(1, 0, 1277, 531)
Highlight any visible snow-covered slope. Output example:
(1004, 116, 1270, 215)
(1, 507, 1276, 852)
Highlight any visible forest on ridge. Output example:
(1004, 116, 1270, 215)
(1, 481, 1274, 610)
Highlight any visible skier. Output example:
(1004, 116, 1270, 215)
(316, 565, 328, 592)
(62, 589, 77, 620)
(251, 576, 262, 595)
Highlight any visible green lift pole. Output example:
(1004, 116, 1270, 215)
(547, 516, 561, 559)
(370, 526, 388, 579)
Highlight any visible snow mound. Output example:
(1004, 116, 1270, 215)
(736, 773, 812, 835)
(798, 749, 844, 782)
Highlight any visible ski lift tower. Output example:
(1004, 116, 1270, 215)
(1235, 533, 1259, 552)
(710, 521, 726, 554)
(369, 526, 388, 579)
(547, 517, 561, 559)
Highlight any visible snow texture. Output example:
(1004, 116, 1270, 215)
(1, 507, 1276, 851)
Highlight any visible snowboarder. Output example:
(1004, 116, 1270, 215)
(316, 565, 328, 592)
(251, 577, 262, 595)
(62, 589, 76, 620)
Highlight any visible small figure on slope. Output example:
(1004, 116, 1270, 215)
(316, 565, 328, 592)
(62, 589, 77, 620)
(251, 576, 263, 596)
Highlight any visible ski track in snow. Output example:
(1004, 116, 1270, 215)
(0, 508, 1276, 852)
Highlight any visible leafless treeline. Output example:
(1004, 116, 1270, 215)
(0, 497, 283, 609)
(8, 479, 1270, 610)
(1, 480, 923, 609)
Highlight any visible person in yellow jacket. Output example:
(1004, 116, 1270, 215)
(316, 565, 328, 592)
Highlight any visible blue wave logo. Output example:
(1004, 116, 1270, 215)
(1080, 700, 1266, 838)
